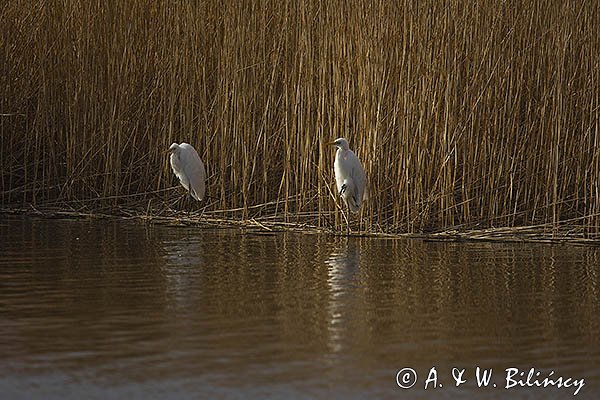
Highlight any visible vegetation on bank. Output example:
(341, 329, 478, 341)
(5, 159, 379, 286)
(1, 0, 599, 236)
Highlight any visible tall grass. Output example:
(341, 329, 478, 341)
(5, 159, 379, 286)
(1, 0, 599, 235)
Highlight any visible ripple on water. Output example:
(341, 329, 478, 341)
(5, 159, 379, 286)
(0, 215, 599, 399)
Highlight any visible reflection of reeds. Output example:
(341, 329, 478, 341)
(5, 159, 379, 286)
(1, 1, 599, 235)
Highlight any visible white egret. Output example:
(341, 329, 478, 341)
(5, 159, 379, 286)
(328, 138, 367, 232)
(168, 142, 206, 202)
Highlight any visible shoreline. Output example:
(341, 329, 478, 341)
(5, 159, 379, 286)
(2, 205, 599, 247)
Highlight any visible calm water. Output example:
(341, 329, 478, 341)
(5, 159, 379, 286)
(0, 215, 599, 399)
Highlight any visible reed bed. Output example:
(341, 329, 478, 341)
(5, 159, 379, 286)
(1, 0, 599, 236)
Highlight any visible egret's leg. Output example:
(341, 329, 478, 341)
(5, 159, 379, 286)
(346, 204, 351, 236)
(199, 201, 208, 219)
(338, 201, 350, 235)
(337, 185, 351, 235)
(186, 190, 194, 218)
(358, 207, 363, 234)
(169, 192, 187, 211)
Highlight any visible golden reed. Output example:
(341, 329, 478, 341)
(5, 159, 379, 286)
(1, 0, 599, 235)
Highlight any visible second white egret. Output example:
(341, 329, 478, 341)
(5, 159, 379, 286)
(328, 137, 367, 223)
(168, 142, 206, 202)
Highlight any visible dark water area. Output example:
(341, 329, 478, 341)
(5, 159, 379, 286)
(0, 215, 599, 399)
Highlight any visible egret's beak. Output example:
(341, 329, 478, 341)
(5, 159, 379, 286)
(325, 141, 337, 146)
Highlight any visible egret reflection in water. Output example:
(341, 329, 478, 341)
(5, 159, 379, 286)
(160, 231, 207, 311)
(325, 238, 362, 354)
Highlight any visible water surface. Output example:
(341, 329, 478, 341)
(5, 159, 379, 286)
(0, 215, 599, 399)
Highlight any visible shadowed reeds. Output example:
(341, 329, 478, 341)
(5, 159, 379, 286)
(1, 0, 599, 236)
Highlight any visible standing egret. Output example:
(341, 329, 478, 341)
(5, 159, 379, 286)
(328, 137, 367, 233)
(168, 142, 206, 202)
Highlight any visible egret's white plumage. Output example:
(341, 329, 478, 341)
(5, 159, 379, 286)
(168, 142, 206, 201)
(330, 138, 367, 213)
